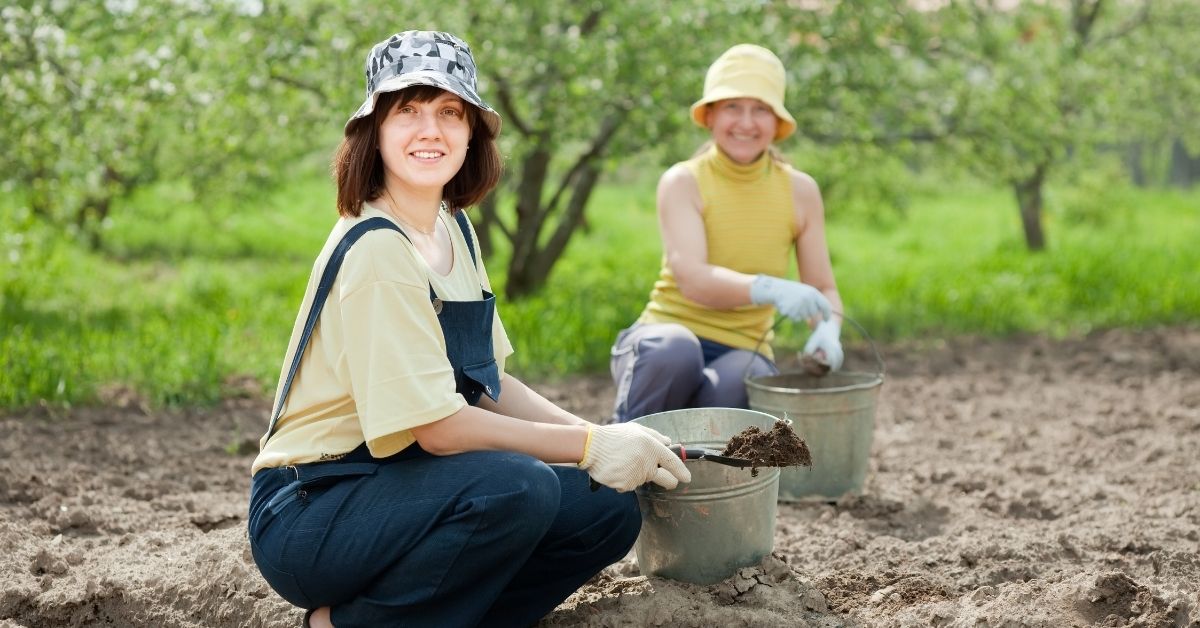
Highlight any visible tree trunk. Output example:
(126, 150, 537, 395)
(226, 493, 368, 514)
(1012, 164, 1048, 251)
(505, 163, 604, 299)
(501, 112, 625, 300)
(74, 164, 137, 251)
(77, 196, 111, 250)
(504, 258, 535, 299)
(1123, 141, 1146, 187)
(1170, 138, 1199, 188)
(507, 145, 553, 286)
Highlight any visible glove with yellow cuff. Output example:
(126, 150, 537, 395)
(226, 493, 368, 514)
(578, 423, 692, 492)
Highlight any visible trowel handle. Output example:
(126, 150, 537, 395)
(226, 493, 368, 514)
(669, 445, 712, 461)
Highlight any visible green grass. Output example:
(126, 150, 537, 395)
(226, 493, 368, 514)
(2, 175, 1197, 408)
(0, 179, 331, 408)
(829, 184, 1200, 341)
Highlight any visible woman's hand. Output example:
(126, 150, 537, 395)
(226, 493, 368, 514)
(749, 274, 832, 322)
(802, 319, 843, 371)
(579, 424, 692, 492)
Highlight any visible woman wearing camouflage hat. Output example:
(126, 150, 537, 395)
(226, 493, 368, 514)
(611, 43, 846, 423)
(247, 31, 690, 627)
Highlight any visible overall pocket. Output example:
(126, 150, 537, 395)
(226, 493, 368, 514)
(295, 462, 379, 489)
(460, 358, 501, 404)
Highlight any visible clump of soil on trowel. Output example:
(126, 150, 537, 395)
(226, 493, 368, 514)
(722, 421, 812, 476)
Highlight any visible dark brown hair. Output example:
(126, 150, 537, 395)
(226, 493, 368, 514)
(333, 85, 502, 217)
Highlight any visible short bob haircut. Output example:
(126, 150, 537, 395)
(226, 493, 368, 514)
(333, 85, 502, 217)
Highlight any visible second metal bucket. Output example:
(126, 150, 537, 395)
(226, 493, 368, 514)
(632, 408, 781, 585)
(746, 370, 882, 501)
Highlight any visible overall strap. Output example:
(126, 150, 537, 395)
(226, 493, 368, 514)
(453, 210, 477, 268)
(265, 217, 401, 441)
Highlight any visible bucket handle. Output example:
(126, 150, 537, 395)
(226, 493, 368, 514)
(746, 311, 886, 379)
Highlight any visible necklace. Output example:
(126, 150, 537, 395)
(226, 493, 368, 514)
(383, 190, 440, 236)
(393, 213, 438, 236)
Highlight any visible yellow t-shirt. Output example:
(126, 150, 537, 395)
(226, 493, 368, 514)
(639, 145, 797, 357)
(252, 204, 514, 474)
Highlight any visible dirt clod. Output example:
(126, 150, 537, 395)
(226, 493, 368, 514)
(799, 353, 832, 376)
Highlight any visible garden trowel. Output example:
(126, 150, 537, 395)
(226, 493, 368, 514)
(670, 444, 755, 468)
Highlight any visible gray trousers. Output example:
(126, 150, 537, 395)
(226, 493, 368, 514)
(610, 323, 777, 423)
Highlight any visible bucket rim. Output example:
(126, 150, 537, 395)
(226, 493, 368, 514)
(632, 407, 784, 424)
(745, 369, 883, 394)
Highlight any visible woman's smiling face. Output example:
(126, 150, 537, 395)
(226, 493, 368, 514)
(377, 89, 473, 195)
(704, 97, 779, 164)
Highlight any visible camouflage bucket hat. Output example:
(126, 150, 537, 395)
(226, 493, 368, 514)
(346, 30, 501, 136)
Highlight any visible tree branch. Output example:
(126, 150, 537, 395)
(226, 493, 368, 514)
(532, 163, 601, 278)
(1091, 1, 1152, 47)
(544, 108, 626, 215)
(494, 213, 514, 243)
(533, 110, 627, 273)
(489, 74, 533, 137)
(20, 31, 81, 99)
(268, 71, 329, 104)
(1073, 0, 1104, 42)
(579, 7, 603, 36)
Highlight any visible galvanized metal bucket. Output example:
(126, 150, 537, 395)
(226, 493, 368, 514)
(745, 370, 882, 501)
(743, 315, 885, 501)
(632, 408, 781, 585)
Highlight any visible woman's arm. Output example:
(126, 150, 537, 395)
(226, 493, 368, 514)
(476, 373, 589, 426)
(410, 400, 692, 492)
(410, 404, 589, 462)
(658, 164, 758, 307)
(791, 170, 843, 319)
(411, 374, 590, 459)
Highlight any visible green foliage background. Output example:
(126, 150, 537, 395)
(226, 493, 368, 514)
(3, 168, 1197, 408)
(2, 0, 1198, 409)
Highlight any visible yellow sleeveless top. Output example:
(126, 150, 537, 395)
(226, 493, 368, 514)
(638, 145, 796, 357)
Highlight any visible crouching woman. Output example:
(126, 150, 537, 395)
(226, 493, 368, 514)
(247, 30, 689, 628)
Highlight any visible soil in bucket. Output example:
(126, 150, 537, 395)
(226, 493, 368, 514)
(721, 421, 813, 476)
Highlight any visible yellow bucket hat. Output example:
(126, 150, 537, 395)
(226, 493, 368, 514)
(690, 44, 796, 141)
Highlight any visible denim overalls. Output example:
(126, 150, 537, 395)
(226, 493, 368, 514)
(247, 213, 639, 627)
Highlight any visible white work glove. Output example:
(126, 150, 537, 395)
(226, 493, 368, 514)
(749, 274, 832, 323)
(578, 424, 692, 492)
(802, 319, 844, 371)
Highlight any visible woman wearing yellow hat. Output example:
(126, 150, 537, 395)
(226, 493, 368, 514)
(610, 43, 845, 422)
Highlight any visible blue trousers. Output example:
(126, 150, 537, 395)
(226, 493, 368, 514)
(248, 444, 640, 627)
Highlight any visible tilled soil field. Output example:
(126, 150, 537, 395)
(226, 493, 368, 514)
(2, 326, 1198, 627)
